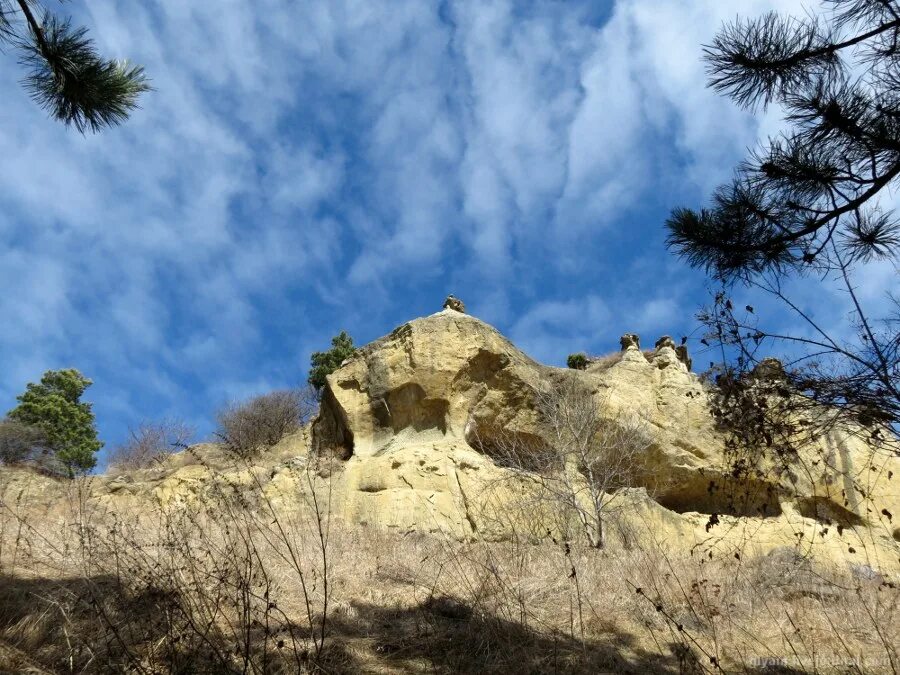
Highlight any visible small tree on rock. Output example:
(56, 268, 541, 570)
(308, 331, 357, 392)
(7, 369, 103, 476)
(567, 353, 589, 370)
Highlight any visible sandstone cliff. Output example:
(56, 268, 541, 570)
(299, 308, 898, 567)
(5, 307, 898, 571)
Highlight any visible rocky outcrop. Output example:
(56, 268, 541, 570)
(620, 333, 640, 351)
(305, 309, 899, 564)
(751, 357, 786, 381)
(442, 294, 466, 313)
(308, 311, 727, 518)
(6, 308, 896, 569)
(312, 310, 542, 459)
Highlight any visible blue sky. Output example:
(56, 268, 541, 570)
(1, 0, 896, 466)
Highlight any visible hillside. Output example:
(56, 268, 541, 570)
(1, 305, 898, 673)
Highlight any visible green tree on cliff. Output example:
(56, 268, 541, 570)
(1, 0, 150, 132)
(308, 331, 357, 392)
(7, 369, 103, 476)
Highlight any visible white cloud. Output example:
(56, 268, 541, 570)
(0, 0, 893, 463)
(510, 295, 611, 364)
(631, 298, 681, 336)
(454, 0, 592, 271)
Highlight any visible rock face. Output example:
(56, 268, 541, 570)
(8, 309, 896, 569)
(313, 310, 542, 459)
(311, 311, 733, 527)
(306, 309, 899, 564)
(315, 310, 728, 503)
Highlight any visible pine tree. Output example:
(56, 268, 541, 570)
(667, 1, 900, 278)
(308, 332, 357, 392)
(665, 1, 900, 432)
(1, 1, 150, 132)
(8, 369, 103, 476)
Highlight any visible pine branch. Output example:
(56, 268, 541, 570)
(705, 11, 900, 111)
(19, 13, 151, 132)
(3, 1, 150, 132)
(14, 0, 47, 53)
(0, 1, 18, 41)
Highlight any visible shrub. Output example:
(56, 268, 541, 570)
(6, 369, 102, 476)
(215, 390, 306, 457)
(107, 420, 194, 472)
(0, 419, 48, 466)
(566, 353, 589, 370)
(308, 331, 357, 391)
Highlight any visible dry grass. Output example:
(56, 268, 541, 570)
(1, 465, 898, 674)
(585, 350, 624, 372)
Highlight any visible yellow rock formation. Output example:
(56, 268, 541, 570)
(4, 308, 898, 571)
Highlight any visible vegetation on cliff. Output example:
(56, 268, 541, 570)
(5, 368, 102, 476)
(666, 0, 900, 447)
(308, 331, 358, 393)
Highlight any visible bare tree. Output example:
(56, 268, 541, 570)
(216, 389, 316, 459)
(0, 418, 48, 466)
(106, 420, 194, 472)
(481, 377, 652, 549)
(699, 286, 899, 450)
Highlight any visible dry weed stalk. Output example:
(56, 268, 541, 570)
(0, 450, 336, 673)
(1, 419, 899, 672)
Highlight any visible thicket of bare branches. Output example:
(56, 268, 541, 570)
(106, 420, 194, 472)
(700, 289, 900, 451)
(216, 389, 316, 458)
(479, 377, 653, 549)
(0, 419, 48, 466)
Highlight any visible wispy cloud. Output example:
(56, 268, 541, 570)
(3, 0, 889, 463)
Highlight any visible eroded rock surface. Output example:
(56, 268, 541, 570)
(305, 309, 899, 564)
(5, 309, 897, 570)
